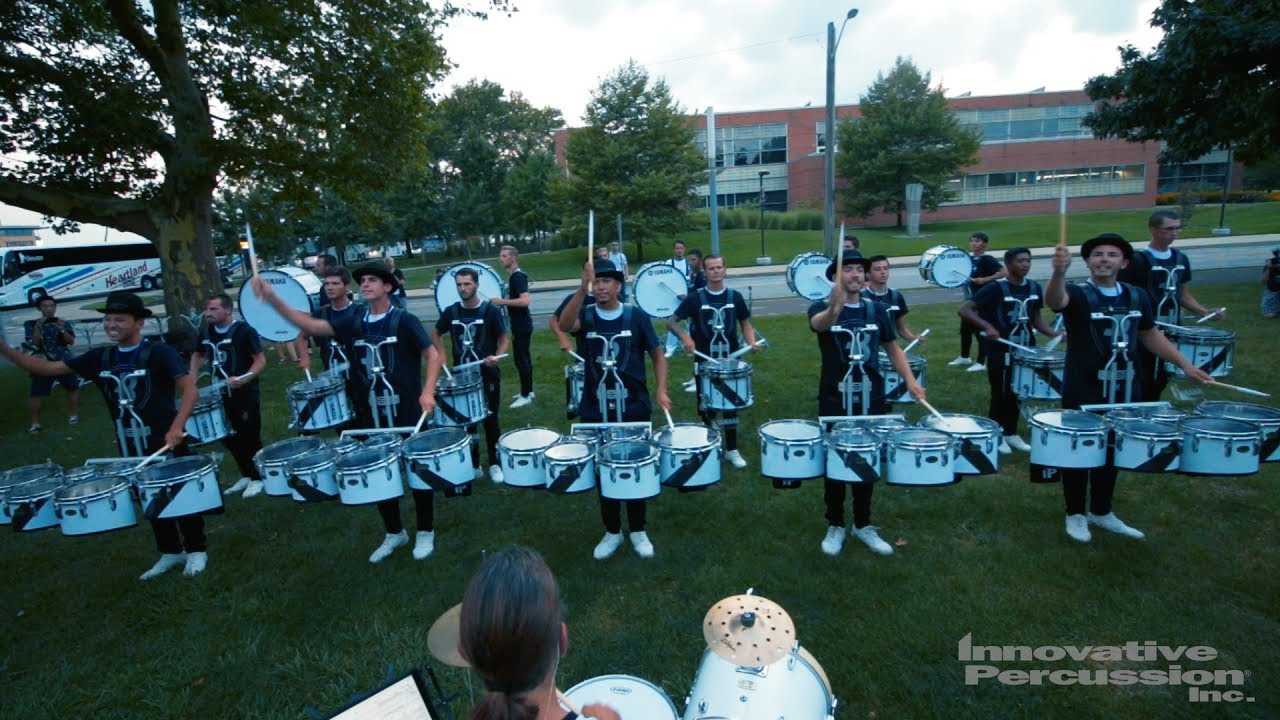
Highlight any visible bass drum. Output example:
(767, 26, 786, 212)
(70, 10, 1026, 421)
(785, 252, 833, 301)
(918, 245, 973, 289)
(433, 262, 504, 313)
(682, 647, 833, 720)
(632, 262, 688, 318)
(238, 267, 319, 342)
(566, 675, 678, 720)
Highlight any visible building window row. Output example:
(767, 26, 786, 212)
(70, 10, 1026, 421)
(694, 123, 788, 169)
(1157, 162, 1229, 193)
(943, 163, 1146, 205)
(696, 189, 789, 212)
(955, 103, 1094, 144)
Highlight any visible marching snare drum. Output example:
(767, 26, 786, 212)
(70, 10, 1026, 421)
(699, 359, 754, 411)
(136, 455, 224, 519)
(433, 262, 505, 314)
(255, 436, 327, 497)
(604, 425, 650, 443)
(54, 476, 137, 536)
(885, 428, 959, 486)
(544, 441, 597, 494)
(682, 647, 833, 720)
(185, 386, 230, 444)
(632, 262, 689, 318)
(1011, 349, 1066, 401)
(785, 252, 833, 301)
(0, 463, 63, 526)
(1029, 411, 1109, 469)
(3, 478, 64, 531)
(1163, 325, 1235, 378)
(918, 245, 973, 289)
(1177, 416, 1261, 476)
(878, 350, 927, 404)
(287, 374, 353, 432)
(433, 371, 487, 427)
(402, 428, 473, 492)
(597, 441, 661, 501)
(362, 433, 403, 454)
(335, 448, 405, 505)
(758, 420, 825, 481)
(565, 362, 585, 417)
(655, 423, 722, 489)
(329, 436, 362, 457)
(1195, 401, 1280, 462)
(919, 413, 1001, 476)
(565, 675, 678, 720)
(825, 426, 881, 483)
(286, 450, 340, 502)
(497, 427, 562, 488)
(1110, 418, 1181, 473)
(238, 268, 318, 342)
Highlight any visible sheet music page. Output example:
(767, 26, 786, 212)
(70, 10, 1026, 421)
(330, 675, 432, 720)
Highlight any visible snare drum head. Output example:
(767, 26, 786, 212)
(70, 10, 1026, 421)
(259, 436, 326, 464)
(1015, 349, 1065, 366)
(1179, 416, 1258, 435)
(633, 262, 688, 318)
(434, 262, 504, 313)
(238, 269, 313, 342)
(655, 423, 719, 448)
(0, 463, 63, 490)
(1113, 418, 1179, 437)
(288, 374, 343, 397)
(330, 437, 362, 455)
(499, 427, 561, 451)
(545, 441, 593, 462)
(56, 476, 128, 501)
(827, 428, 878, 448)
(1197, 401, 1280, 422)
(404, 427, 470, 454)
(139, 455, 214, 485)
(336, 448, 393, 471)
(289, 449, 338, 472)
(786, 252, 834, 300)
(5, 477, 62, 502)
(1169, 325, 1236, 341)
(1033, 410, 1106, 430)
(605, 426, 650, 443)
(363, 434, 403, 452)
(564, 675, 677, 720)
(760, 419, 822, 441)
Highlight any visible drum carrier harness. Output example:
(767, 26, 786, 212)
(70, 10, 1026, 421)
(97, 342, 156, 458)
(582, 304, 635, 423)
(1082, 282, 1144, 404)
(354, 307, 404, 429)
(829, 307, 880, 416)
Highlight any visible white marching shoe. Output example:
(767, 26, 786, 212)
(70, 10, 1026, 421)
(1065, 514, 1092, 543)
(225, 477, 251, 494)
(369, 531, 409, 563)
(509, 393, 534, 409)
(413, 531, 436, 559)
(183, 552, 208, 576)
(241, 479, 265, 498)
(998, 438, 1012, 455)
(140, 553, 187, 580)
(852, 526, 894, 555)
(820, 526, 845, 556)
(489, 465, 505, 484)
(1005, 435, 1031, 452)
(593, 532, 624, 560)
(724, 450, 748, 469)
(947, 356, 974, 367)
(630, 531, 655, 558)
(1088, 512, 1145, 540)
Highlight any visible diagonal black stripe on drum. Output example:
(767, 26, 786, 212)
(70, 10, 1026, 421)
(883, 380, 908, 402)
(838, 449, 880, 483)
(142, 485, 177, 520)
(1260, 431, 1280, 460)
(662, 450, 710, 488)
(408, 460, 452, 492)
(288, 474, 335, 503)
(708, 376, 747, 408)
(1200, 348, 1231, 375)
(958, 439, 996, 475)
(294, 396, 327, 429)
(1133, 442, 1180, 472)
(1035, 366, 1063, 393)
(548, 465, 583, 493)
(436, 399, 472, 425)
(11, 499, 41, 531)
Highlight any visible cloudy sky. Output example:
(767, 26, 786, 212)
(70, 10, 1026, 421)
(3, 0, 1164, 242)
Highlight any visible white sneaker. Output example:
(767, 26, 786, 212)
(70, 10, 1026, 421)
(183, 551, 208, 576)
(489, 464, 504, 484)
(473, 466, 484, 480)
(225, 477, 251, 494)
(630, 531, 655, 558)
(683, 379, 697, 393)
(1088, 512, 1145, 540)
(413, 531, 435, 559)
(594, 532, 624, 560)
(998, 438, 1012, 455)
(852, 526, 894, 555)
(140, 553, 187, 580)
(663, 346, 677, 358)
(725, 450, 747, 469)
(947, 356, 973, 367)
(1006, 435, 1031, 452)
(1065, 514, 1092, 543)
(509, 394, 534, 409)
(966, 362, 986, 373)
(241, 479, 265, 498)
(369, 531, 409, 563)
(820, 526, 845, 556)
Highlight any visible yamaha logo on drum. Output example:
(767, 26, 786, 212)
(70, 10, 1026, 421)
(266, 277, 287, 284)
(802, 256, 828, 266)
(650, 267, 675, 275)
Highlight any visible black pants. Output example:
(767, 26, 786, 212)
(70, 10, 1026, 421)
(598, 410, 650, 534)
(222, 390, 263, 480)
(959, 317, 985, 363)
(698, 410, 739, 451)
(823, 480, 874, 529)
(512, 328, 534, 397)
(984, 348, 1020, 436)
(145, 439, 207, 553)
(377, 489, 436, 534)
(1061, 465, 1118, 516)
(469, 374, 501, 468)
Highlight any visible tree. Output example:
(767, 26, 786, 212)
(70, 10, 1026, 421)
(560, 60, 703, 263)
(0, 0, 502, 318)
(1084, 0, 1279, 164)
(501, 150, 560, 245)
(835, 57, 980, 227)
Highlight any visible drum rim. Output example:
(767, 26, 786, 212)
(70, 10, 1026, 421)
(437, 372, 483, 389)
(257, 436, 327, 464)
(287, 374, 344, 395)
(655, 422, 721, 450)
(1011, 350, 1066, 365)
(1178, 416, 1262, 438)
(544, 441, 595, 462)
(4, 477, 64, 502)
(0, 463, 63, 488)
(54, 476, 131, 502)
(403, 427, 471, 456)
(1196, 401, 1280, 422)
(335, 448, 401, 472)
(1111, 418, 1181, 439)
(1030, 410, 1108, 431)
(498, 427, 562, 453)
(563, 674, 677, 714)
(825, 431, 880, 450)
(288, 450, 339, 472)
(1166, 325, 1236, 339)
(137, 455, 216, 487)
(598, 440, 659, 465)
(887, 428, 956, 450)
(758, 419, 823, 443)
(919, 413, 1002, 437)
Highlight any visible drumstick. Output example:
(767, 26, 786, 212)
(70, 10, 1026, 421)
(1155, 321, 1180, 331)
(728, 338, 767, 360)
(1196, 307, 1226, 324)
(662, 406, 676, 434)
(902, 328, 930, 353)
(244, 223, 259, 279)
(1057, 183, 1068, 249)
(304, 368, 312, 383)
(566, 350, 586, 363)
(1042, 333, 1065, 354)
(414, 410, 430, 434)
(134, 433, 186, 471)
(1209, 380, 1271, 398)
(918, 397, 946, 423)
(452, 353, 509, 373)
(556, 690, 581, 716)
(996, 337, 1036, 354)
(692, 349, 723, 365)
(587, 209, 594, 262)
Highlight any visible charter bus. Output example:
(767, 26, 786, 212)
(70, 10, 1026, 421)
(0, 241, 162, 308)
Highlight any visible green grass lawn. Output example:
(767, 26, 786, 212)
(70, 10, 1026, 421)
(1, 283, 1276, 719)
(398, 202, 1280, 287)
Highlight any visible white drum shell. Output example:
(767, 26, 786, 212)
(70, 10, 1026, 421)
(1178, 417, 1260, 476)
(498, 428, 562, 488)
(185, 390, 230, 444)
(682, 649, 832, 720)
(655, 424, 722, 489)
(136, 455, 224, 519)
(0, 463, 63, 526)
(919, 414, 1001, 476)
(1195, 401, 1280, 462)
(1164, 326, 1235, 378)
(2, 479, 62, 531)
(918, 245, 973, 288)
(598, 441, 661, 500)
(287, 376, 354, 432)
(433, 372, 488, 427)
(885, 429, 958, 486)
(566, 675, 678, 720)
(544, 442, 596, 494)
(255, 437, 327, 497)
(1011, 350, 1065, 401)
(700, 359, 754, 411)
(54, 477, 137, 536)
(825, 430, 881, 483)
(1030, 411, 1109, 468)
(402, 428, 473, 491)
(335, 449, 406, 505)
(786, 252, 833, 301)
(1112, 420, 1181, 472)
(758, 420, 824, 480)
(287, 452, 340, 501)
(878, 351, 927, 404)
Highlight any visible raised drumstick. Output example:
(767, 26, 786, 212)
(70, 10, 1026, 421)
(134, 433, 187, 471)
(1057, 183, 1068, 249)
(918, 397, 946, 423)
(1209, 380, 1270, 398)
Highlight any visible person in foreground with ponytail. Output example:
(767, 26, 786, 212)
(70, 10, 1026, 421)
(458, 546, 621, 720)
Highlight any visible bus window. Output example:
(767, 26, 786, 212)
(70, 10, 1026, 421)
(2, 252, 19, 283)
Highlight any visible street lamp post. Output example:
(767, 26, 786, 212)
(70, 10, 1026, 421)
(757, 170, 771, 265)
(824, 8, 859, 257)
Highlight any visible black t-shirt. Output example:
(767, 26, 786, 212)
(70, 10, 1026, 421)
(506, 269, 532, 332)
(1268, 258, 1280, 293)
(965, 253, 1003, 299)
(314, 301, 366, 372)
(573, 304, 660, 422)
(808, 299, 897, 413)
(1058, 282, 1155, 408)
(436, 301, 506, 379)
(673, 287, 750, 355)
(861, 286, 909, 320)
(65, 340, 188, 456)
(1120, 248, 1192, 324)
(554, 292, 595, 319)
(196, 321, 263, 396)
(971, 278, 1043, 346)
(331, 307, 433, 426)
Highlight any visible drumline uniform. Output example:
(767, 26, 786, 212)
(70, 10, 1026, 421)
(970, 278, 1045, 440)
(663, 256, 692, 356)
(1119, 246, 1192, 400)
(809, 298, 897, 555)
(435, 301, 506, 480)
(314, 300, 371, 426)
(672, 286, 751, 462)
(958, 252, 1003, 366)
(506, 266, 535, 402)
(192, 321, 265, 492)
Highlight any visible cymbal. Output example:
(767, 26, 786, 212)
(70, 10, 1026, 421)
(427, 603, 469, 668)
(702, 594, 796, 667)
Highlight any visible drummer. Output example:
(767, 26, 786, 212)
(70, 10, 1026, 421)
(459, 546, 620, 720)
(433, 268, 508, 484)
(1045, 233, 1212, 543)
(559, 258, 671, 560)
(0, 291, 205, 580)
(669, 254, 759, 470)
(863, 255, 924, 346)
(492, 245, 535, 409)
(949, 232, 1006, 372)
(662, 240, 692, 357)
(253, 261, 442, 563)
(810, 256, 925, 557)
(958, 248, 1059, 454)
(189, 293, 266, 496)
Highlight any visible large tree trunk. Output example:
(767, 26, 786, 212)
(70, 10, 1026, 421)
(149, 187, 222, 355)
